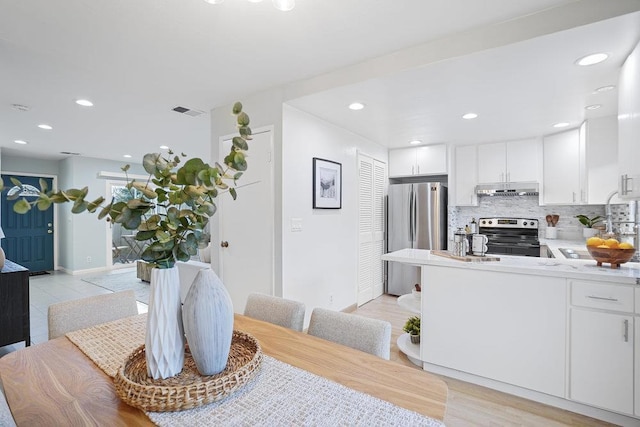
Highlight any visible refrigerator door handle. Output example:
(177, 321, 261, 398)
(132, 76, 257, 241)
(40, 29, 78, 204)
(409, 189, 414, 241)
(413, 188, 418, 243)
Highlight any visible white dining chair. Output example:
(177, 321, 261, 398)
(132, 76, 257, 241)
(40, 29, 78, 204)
(244, 293, 306, 332)
(0, 379, 17, 427)
(48, 290, 138, 339)
(307, 308, 392, 360)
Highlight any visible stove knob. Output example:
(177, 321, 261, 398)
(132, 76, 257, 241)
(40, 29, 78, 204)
(523, 221, 528, 226)
(488, 220, 492, 225)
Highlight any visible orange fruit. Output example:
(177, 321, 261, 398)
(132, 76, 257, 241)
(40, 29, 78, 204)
(604, 238, 619, 249)
(586, 237, 604, 247)
(619, 242, 634, 249)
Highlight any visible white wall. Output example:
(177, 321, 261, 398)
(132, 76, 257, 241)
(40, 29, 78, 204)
(281, 105, 387, 325)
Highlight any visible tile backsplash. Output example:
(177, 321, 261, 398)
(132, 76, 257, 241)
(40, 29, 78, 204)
(449, 196, 607, 242)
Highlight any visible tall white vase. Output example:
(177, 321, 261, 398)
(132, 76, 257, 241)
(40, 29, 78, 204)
(146, 266, 185, 379)
(182, 268, 234, 376)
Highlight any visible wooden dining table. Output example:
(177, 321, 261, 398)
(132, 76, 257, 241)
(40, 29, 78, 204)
(0, 314, 448, 426)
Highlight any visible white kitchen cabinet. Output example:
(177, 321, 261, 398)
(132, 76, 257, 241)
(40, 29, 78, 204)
(453, 145, 477, 206)
(388, 144, 446, 177)
(570, 308, 634, 415)
(636, 315, 640, 416)
(618, 39, 640, 199)
(543, 127, 585, 204)
(422, 266, 566, 397)
(477, 139, 540, 184)
(585, 116, 621, 204)
(569, 279, 635, 415)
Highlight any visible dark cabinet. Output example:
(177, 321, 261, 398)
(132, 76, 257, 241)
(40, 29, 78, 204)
(0, 260, 30, 347)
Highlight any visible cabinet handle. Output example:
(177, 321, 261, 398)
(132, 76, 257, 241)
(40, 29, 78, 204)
(623, 319, 629, 342)
(572, 192, 576, 203)
(586, 295, 618, 302)
(620, 174, 634, 196)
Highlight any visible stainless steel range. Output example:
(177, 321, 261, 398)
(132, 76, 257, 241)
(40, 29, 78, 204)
(478, 217, 540, 257)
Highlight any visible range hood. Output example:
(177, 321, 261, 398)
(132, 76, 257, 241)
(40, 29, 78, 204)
(476, 182, 539, 196)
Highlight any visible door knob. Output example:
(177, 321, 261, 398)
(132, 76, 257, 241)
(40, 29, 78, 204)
(220, 241, 229, 248)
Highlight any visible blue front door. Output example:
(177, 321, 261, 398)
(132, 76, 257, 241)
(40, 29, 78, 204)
(1, 175, 54, 272)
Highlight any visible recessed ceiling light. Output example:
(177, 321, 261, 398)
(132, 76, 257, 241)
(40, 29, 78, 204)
(204, 0, 224, 3)
(123, 154, 132, 158)
(160, 145, 169, 150)
(348, 102, 365, 111)
(553, 122, 570, 128)
(576, 53, 608, 66)
(585, 104, 601, 110)
(14, 140, 27, 145)
(409, 140, 422, 145)
(38, 124, 53, 130)
(76, 99, 94, 107)
(273, 0, 295, 11)
(462, 113, 478, 120)
(594, 85, 615, 93)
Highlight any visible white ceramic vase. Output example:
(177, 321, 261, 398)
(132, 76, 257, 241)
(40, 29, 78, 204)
(145, 266, 185, 379)
(583, 227, 599, 238)
(182, 268, 234, 376)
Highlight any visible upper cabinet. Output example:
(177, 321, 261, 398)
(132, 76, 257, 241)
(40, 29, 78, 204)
(618, 40, 640, 200)
(543, 127, 584, 205)
(477, 139, 540, 184)
(585, 116, 621, 204)
(453, 145, 478, 206)
(543, 118, 620, 205)
(388, 144, 447, 177)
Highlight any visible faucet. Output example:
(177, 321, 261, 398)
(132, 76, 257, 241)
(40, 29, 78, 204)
(604, 190, 618, 235)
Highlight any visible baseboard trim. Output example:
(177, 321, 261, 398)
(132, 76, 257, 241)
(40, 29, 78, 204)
(341, 303, 358, 313)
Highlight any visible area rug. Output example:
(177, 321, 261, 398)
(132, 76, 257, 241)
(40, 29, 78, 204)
(82, 269, 149, 305)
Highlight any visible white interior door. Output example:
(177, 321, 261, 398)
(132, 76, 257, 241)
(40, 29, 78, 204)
(219, 129, 274, 313)
(357, 153, 386, 306)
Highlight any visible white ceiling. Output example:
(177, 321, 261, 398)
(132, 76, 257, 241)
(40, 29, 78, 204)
(0, 0, 638, 163)
(289, 11, 640, 148)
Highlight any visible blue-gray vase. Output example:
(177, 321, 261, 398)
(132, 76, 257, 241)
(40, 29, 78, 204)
(182, 268, 234, 376)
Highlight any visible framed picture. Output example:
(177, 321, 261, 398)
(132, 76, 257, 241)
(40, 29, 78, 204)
(312, 157, 342, 209)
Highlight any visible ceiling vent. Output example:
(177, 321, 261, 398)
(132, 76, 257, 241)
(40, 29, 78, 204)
(172, 106, 206, 117)
(11, 104, 30, 112)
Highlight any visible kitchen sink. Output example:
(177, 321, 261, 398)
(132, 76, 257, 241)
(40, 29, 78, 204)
(558, 248, 593, 260)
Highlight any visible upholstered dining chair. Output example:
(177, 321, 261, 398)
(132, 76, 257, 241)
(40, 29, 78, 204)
(307, 308, 392, 360)
(48, 290, 138, 339)
(243, 293, 306, 332)
(0, 378, 16, 427)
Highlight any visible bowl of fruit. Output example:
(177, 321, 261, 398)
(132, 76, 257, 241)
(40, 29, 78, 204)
(585, 237, 636, 269)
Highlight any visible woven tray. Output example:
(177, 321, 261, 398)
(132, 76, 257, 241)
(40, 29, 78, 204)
(114, 330, 263, 412)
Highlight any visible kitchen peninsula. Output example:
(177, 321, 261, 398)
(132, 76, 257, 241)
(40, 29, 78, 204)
(383, 248, 640, 426)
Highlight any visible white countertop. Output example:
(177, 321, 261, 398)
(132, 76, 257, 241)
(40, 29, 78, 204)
(382, 248, 640, 284)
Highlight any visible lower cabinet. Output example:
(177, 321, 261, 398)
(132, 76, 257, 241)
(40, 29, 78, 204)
(570, 308, 634, 415)
(636, 316, 640, 416)
(421, 266, 566, 397)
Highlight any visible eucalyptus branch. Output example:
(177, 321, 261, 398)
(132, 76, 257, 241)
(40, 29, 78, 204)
(1, 101, 253, 268)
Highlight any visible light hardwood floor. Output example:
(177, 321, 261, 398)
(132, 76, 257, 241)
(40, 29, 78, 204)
(351, 294, 615, 427)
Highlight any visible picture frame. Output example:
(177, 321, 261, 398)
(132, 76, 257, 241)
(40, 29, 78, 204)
(312, 157, 342, 209)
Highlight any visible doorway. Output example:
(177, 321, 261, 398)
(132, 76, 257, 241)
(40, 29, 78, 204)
(218, 128, 274, 312)
(1, 174, 55, 272)
(105, 181, 147, 268)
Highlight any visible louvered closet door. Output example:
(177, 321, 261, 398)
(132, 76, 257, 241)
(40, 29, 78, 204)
(357, 154, 387, 306)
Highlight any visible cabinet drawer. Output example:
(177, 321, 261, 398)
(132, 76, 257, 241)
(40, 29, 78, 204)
(571, 280, 634, 312)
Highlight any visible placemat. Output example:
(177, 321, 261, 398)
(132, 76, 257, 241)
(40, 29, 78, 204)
(66, 315, 444, 427)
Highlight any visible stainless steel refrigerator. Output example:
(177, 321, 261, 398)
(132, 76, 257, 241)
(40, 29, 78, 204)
(386, 182, 447, 295)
